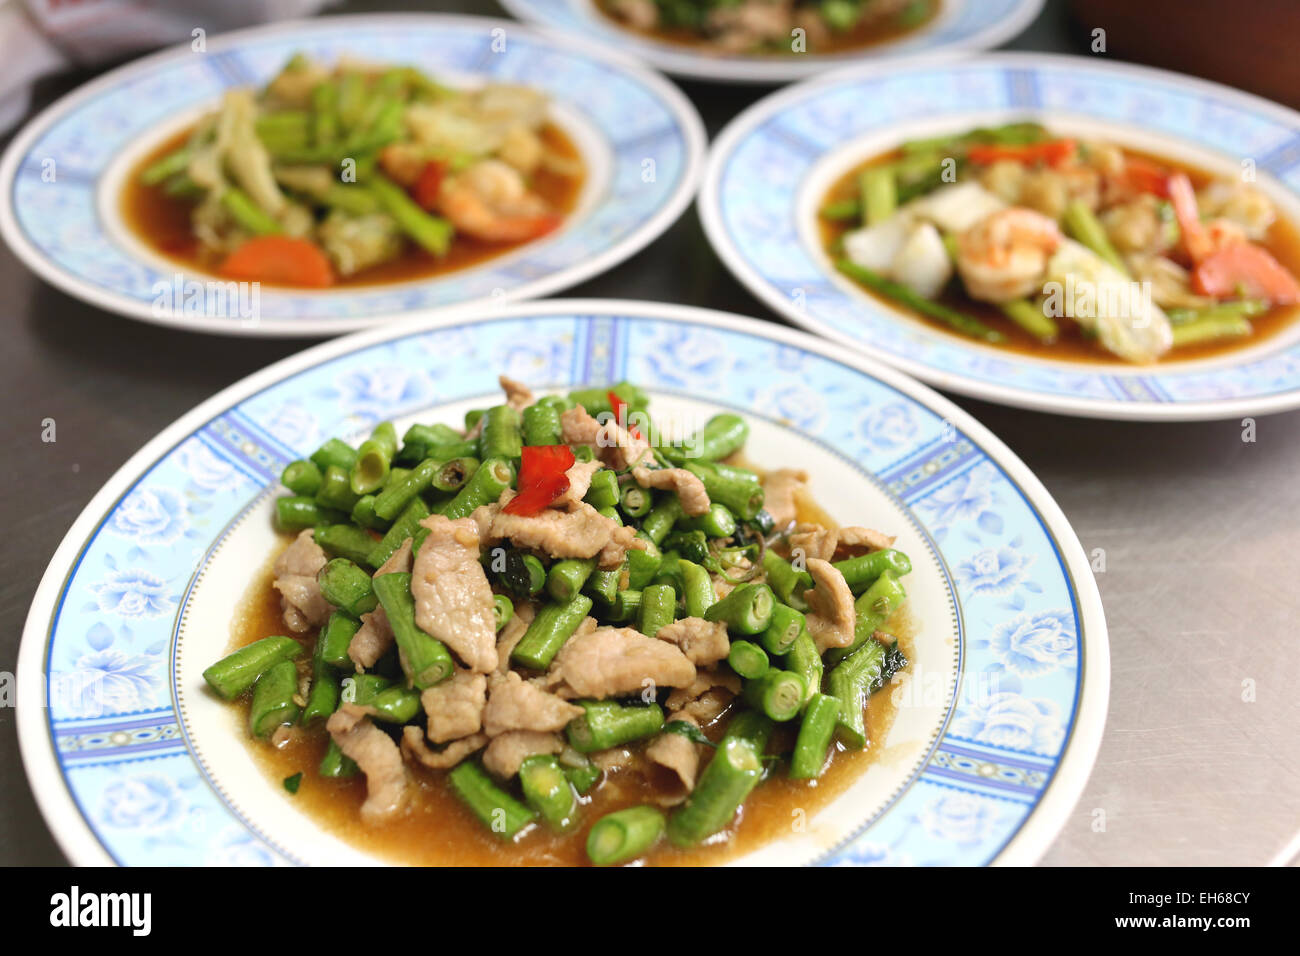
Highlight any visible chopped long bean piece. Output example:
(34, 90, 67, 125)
(373, 572, 454, 689)
(743, 668, 807, 722)
(759, 603, 806, 656)
(512, 595, 594, 670)
(370, 173, 453, 256)
(567, 700, 664, 753)
(790, 693, 841, 779)
(587, 806, 665, 865)
(249, 660, 300, 737)
(519, 755, 578, 832)
(1064, 198, 1129, 275)
(1171, 314, 1252, 347)
(667, 737, 763, 847)
(835, 259, 1006, 343)
(448, 761, 537, 840)
(704, 582, 775, 635)
(204, 636, 304, 700)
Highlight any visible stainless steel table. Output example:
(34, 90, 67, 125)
(2, 0, 1295, 866)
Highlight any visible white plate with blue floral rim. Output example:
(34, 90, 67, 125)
(699, 52, 1300, 421)
(0, 14, 705, 337)
(498, 0, 1044, 84)
(17, 297, 1106, 866)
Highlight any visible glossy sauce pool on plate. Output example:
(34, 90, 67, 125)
(228, 521, 912, 867)
(820, 148, 1300, 364)
(121, 126, 586, 290)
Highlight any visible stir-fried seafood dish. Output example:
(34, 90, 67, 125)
(597, 0, 938, 55)
(125, 55, 583, 288)
(205, 378, 912, 865)
(821, 123, 1300, 362)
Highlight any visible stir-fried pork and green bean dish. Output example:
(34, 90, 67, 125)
(597, 0, 939, 55)
(821, 123, 1300, 363)
(206, 377, 911, 865)
(126, 55, 582, 289)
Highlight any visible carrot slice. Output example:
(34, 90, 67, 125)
(1122, 156, 1171, 197)
(219, 236, 335, 288)
(966, 139, 1077, 168)
(1193, 242, 1300, 304)
(413, 160, 447, 212)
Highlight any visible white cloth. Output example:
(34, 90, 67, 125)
(1, 0, 336, 133)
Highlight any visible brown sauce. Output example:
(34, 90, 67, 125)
(121, 125, 585, 289)
(595, 0, 940, 55)
(820, 147, 1300, 364)
(228, 525, 913, 867)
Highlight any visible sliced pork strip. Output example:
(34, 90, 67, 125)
(552, 626, 695, 699)
(375, 537, 413, 576)
(597, 522, 644, 570)
(763, 468, 809, 531)
(401, 727, 487, 769)
(499, 374, 535, 412)
(645, 714, 701, 799)
(482, 730, 564, 778)
(348, 606, 393, 671)
(553, 459, 603, 508)
(421, 670, 487, 743)
(326, 705, 408, 822)
(665, 668, 742, 725)
(483, 671, 583, 736)
(490, 494, 628, 566)
(468, 502, 501, 548)
(410, 515, 498, 674)
(345, 537, 412, 671)
(630, 466, 711, 516)
(656, 617, 730, 666)
(560, 404, 651, 470)
(560, 403, 602, 447)
(788, 524, 837, 563)
(804, 558, 856, 654)
(835, 526, 896, 556)
(273, 529, 332, 632)
(495, 601, 536, 673)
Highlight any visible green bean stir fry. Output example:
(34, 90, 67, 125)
(205, 375, 911, 865)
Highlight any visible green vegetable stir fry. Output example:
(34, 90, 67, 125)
(205, 375, 910, 865)
(823, 122, 1300, 361)
(136, 54, 578, 288)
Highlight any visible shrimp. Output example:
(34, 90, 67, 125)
(437, 159, 561, 243)
(955, 207, 1062, 304)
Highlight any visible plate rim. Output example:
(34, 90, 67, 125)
(698, 49, 1300, 421)
(497, 0, 1046, 84)
(0, 12, 707, 338)
(17, 296, 1109, 866)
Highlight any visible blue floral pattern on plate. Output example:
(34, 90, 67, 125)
(0, 16, 699, 333)
(702, 55, 1300, 418)
(25, 303, 1100, 866)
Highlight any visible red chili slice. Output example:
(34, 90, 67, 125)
(608, 390, 642, 440)
(502, 444, 575, 516)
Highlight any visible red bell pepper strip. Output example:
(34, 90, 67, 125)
(965, 139, 1077, 168)
(502, 445, 575, 516)
(1193, 242, 1300, 305)
(1121, 155, 1171, 198)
